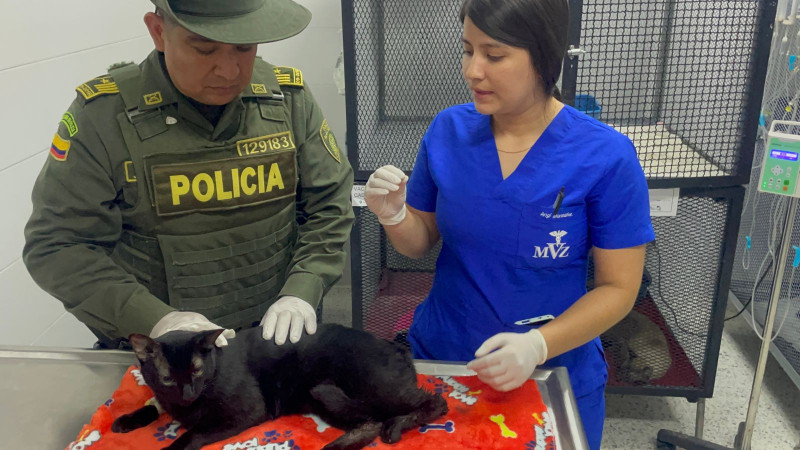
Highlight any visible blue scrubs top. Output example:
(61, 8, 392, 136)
(405, 103, 655, 397)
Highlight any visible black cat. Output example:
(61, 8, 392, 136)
(111, 324, 448, 450)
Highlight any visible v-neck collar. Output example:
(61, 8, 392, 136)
(481, 104, 571, 199)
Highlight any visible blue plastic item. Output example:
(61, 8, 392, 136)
(793, 245, 800, 268)
(574, 94, 602, 119)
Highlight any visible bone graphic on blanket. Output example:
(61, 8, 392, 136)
(131, 369, 147, 386)
(419, 420, 455, 433)
(303, 413, 331, 432)
(438, 376, 478, 405)
(68, 429, 100, 450)
(490, 414, 518, 438)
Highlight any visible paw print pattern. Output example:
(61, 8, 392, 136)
(154, 421, 181, 441)
(426, 376, 453, 395)
(261, 430, 299, 450)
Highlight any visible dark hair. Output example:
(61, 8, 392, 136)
(459, 0, 569, 99)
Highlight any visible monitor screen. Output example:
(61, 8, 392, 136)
(771, 149, 799, 161)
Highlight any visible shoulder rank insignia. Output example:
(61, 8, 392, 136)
(320, 119, 341, 163)
(50, 133, 70, 162)
(76, 75, 119, 101)
(273, 66, 304, 87)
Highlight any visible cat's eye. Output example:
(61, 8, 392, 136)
(191, 368, 203, 377)
(161, 376, 176, 386)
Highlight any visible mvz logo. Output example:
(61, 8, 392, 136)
(533, 230, 570, 259)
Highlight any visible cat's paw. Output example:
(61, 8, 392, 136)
(380, 417, 405, 444)
(111, 405, 160, 433)
(111, 414, 140, 433)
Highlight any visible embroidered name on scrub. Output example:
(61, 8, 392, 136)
(151, 149, 297, 216)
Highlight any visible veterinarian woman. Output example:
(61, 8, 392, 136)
(364, 0, 654, 448)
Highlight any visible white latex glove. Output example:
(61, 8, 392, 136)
(260, 296, 317, 345)
(365, 165, 409, 225)
(150, 311, 235, 347)
(466, 329, 548, 392)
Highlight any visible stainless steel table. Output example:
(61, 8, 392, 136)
(0, 347, 587, 449)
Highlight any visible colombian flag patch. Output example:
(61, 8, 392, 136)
(50, 133, 70, 161)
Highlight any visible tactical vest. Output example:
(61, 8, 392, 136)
(107, 61, 300, 330)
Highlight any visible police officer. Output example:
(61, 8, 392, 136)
(23, 0, 354, 349)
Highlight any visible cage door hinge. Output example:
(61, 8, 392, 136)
(567, 46, 587, 58)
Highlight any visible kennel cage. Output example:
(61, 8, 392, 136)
(342, 0, 775, 188)
(351, 187, 744, 399)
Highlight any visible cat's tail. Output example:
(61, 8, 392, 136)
(380, 391, 449, 444)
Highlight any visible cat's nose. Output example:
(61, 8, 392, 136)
(182, 385, 195, 401)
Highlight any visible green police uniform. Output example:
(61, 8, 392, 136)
(23, 49, 354, 341)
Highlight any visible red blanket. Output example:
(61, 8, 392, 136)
(67, 366, 556, 450)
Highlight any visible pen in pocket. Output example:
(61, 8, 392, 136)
(552, 187, 565, 216)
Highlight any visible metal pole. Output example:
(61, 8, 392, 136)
(739, 196, 798, 450)
(695, 398, 706, 439)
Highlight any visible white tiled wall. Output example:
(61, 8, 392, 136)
(0, 0, 348, 348)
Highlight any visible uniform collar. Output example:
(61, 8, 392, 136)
(138, 51, 179, 112)
(137, 52, 283, 140)
(241, 57, 284, 101)
(140, 51, 245, 139)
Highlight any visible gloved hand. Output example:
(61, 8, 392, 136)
(365, 165, 409, 225)
(260, 296, 317, 345)
(150, 311, 235, 347)
(466, 329, 548, 392)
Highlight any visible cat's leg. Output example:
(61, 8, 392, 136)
(380, 391, 448, 444)
(322, 421, 382, 450)
(162, 422, 255, 450)
(111, 404, 160, 433)
(310, 383, 371, 423)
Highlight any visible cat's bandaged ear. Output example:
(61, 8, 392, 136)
(129, 334, 159, 362)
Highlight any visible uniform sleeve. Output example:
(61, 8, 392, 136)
(405, 127, 438, 212)
(23, 99, 173, 340)
(586, 135, 655, 249)
(278, 86, 354, 307)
